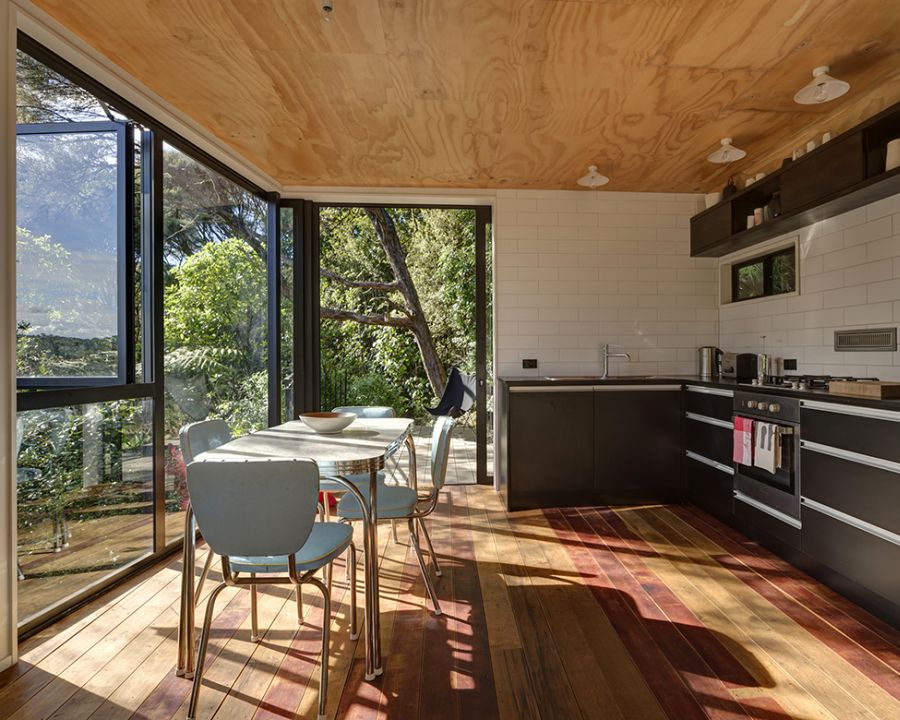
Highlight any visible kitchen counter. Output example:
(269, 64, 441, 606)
(498, 374, 900, 412)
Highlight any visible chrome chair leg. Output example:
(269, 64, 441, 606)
(187, 581, 228, 720)
(250, 574, 260, 642)
(307, 576, 331, 720)
(317, 502, 325, 522)
(296, 584, 304, 625)
(349, 541, 358, 640)
(418, 518, 442, 577)
(195, 549, 214, 603)
(408, 519, 442, 615)
(391, 520, 399, 544)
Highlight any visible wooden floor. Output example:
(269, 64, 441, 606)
(4, 487, 900, 719)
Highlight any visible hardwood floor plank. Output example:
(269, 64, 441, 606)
(450, 486, 498, 719)
(555, 506, 711, 720)
(625, 506, 898, 720)
(11, 483, 900, 720)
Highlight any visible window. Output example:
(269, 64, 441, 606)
(162, 143, 268, 543)
(731, 246, 797, 303)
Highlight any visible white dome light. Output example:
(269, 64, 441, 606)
(707, 138, 747, 164)
(577, 165, 609, 188)
(794, 66, 850, 105)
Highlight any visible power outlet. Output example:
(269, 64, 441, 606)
(522, 358, 538, 369)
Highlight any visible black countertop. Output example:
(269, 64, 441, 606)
(498, 374, 900, 412)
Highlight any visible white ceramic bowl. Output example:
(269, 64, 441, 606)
(299, 411, 356, 434)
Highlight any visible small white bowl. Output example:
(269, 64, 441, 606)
(299, 411, 356, 434)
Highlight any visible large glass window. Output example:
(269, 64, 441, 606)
(16, 399, 153, 626)
(162, 143, 268, 542)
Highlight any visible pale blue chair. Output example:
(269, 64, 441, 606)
(186, 457, 355, 720)
(179, 420, 234, 606)
(336, 416, 454, 615)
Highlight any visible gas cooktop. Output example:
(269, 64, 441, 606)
(741, 374, 879, 392)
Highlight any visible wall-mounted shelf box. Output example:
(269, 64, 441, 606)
(691, 102, 900, 257)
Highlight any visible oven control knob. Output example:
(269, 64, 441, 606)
(768, 403, 780, 413)
(747, 400, 757, 409)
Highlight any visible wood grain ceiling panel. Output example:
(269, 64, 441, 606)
(31, 0, 900, 191)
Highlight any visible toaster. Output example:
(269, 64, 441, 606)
(720, 351, 737, 379)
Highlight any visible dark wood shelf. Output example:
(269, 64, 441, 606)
(691, 101, 900, 257)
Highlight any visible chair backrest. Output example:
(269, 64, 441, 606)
(331, 405, 396, 419)
(180, 419, 233, 465)
(187, 458, 320, 558)
(428, 367, 476, 417)
(430, 416, 455, 491)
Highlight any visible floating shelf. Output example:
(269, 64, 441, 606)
(691, 101, 900, 257)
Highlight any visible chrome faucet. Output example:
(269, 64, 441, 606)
(601, 343, 631, 379)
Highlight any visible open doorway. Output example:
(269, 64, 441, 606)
(315, 205, 492, 485)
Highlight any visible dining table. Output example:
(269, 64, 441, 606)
(175, 416, 417, 682)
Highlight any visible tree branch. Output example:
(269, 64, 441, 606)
(320, 307, 413, 327)
(321, 269, 400, 292)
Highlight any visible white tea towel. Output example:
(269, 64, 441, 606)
(753, 422, 777, 474)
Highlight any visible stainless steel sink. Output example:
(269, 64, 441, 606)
(542, 375, 659, 381)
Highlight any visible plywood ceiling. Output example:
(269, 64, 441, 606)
(32, 0, 900, 192)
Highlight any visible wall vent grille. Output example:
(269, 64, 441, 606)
(834, 328, 897, 352)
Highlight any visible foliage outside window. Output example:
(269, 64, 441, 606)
(731, 247, 796, 303)
(318, 207, 478, 417)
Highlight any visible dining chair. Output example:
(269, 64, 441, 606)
(179, 419, 233, 602)
(327, 405, 405, 543)
(186, 457, 356, 720)
(336, 415, 454, 614)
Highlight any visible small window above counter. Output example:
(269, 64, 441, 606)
(691, 100, 900, 258)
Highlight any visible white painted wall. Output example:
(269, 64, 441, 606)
(1, 0, 17, 671)
(719, 194, 900, 380)
(493, 189, 717, 378)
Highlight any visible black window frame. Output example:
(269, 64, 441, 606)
(15, 120, 135, 388)
(14, 34, 278, 637)
(731, 246, 797, 303)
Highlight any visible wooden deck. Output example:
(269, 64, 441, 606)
(4, 484, 900, 719)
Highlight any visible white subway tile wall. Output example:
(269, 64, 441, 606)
(495, 190, 717, 378)
(718, 193, 900, 381)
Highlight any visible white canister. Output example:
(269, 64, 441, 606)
(886, 139, 900, 172)
(806, 140, 817, 153)
(704, 191, 722, 208)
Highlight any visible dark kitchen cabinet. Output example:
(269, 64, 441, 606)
(506, 388, 595, 510)
(683, 386, 735, 522)
(780, 133, 864, 212)
(594, 387, 684, 504)
(689, 100, 900, 258)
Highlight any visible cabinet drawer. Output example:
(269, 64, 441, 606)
(801, 401, 900, 463)
(802, 500, 900, 606)
(685, 416, 733, 466)
(780, 133, 864, 212)
(801, 444, 900, 535)
(685, 454, 733, 522)
(685, 386, 734, 421)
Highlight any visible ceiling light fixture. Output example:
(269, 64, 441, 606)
(577, 165, 609, 188)
(793, 66, 850, 105)
(321, 0, 333, 21)
(707, 138, 747, 164)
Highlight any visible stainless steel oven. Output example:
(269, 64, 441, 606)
(733, 391, 801, 525)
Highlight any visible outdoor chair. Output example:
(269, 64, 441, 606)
(426, 367, 476, 427)
(336, 416, 455, 614)
(186, 457, 355, 720)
